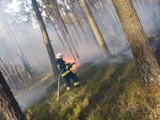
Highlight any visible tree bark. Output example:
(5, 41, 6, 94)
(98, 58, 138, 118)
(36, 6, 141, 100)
(0, 71, 26, 120)
(31, 0, 59, 80)
(80, 0, 110, 54)
(112, 0, 160, 85)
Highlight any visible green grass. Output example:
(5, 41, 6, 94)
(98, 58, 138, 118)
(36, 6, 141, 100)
(28, 60, 160, 120)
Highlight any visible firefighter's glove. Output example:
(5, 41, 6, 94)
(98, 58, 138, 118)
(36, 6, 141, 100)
(66, 64, 71, 70)
(70, 62, 75, 68)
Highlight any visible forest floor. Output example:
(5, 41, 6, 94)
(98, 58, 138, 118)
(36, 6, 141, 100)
(14, 71, 54, 111)
(28, 57, 160, 120)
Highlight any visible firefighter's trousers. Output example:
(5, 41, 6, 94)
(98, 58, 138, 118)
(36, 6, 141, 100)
(63, 72, 79, 90)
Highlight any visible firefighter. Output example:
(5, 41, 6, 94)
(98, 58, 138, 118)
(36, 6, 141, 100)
(55, 53, 80, 91)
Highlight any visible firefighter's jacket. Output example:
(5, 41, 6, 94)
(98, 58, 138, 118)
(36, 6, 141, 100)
(56, 59, 72, 77)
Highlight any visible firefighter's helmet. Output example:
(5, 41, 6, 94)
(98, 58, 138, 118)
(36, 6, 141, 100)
(55, 53, 63, 59)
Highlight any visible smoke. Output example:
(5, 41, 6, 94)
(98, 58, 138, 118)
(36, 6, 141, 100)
(14, 72, 54, 111)
(15, 86, 48, 111)
(0, 0, 132, 68)
(0, 0, 159, 111)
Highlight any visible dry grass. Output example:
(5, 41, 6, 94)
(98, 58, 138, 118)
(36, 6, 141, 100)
(29, 60, 160, 120)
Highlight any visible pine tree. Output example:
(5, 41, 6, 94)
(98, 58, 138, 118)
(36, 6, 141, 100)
(80, 0, 110, 54)
(31, 0, 59, 80)
(112, 0, 160, 86)
(0, 71, 25, 120)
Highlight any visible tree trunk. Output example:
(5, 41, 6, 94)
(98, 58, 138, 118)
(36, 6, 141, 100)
(54, 1, 80, 59)
(40, 0, 76, 59)
(62, 0, 84, 42)
(31, 0, 59, 80)
(68, 0, 92, 49)
(4, 18, 34, 81)
(41, 0, 67, 49)
(112, 0, 160, 86)
(76, 0, 99, 48)
(53, 3, 77, 60)
(80, 0, 110, 54)
(0, 71, 26, 120)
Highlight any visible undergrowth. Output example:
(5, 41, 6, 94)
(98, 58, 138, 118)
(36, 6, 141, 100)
(29, 60, 160, 120)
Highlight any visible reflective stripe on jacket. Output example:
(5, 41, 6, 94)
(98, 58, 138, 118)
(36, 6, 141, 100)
(56, 59, 71, 77)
